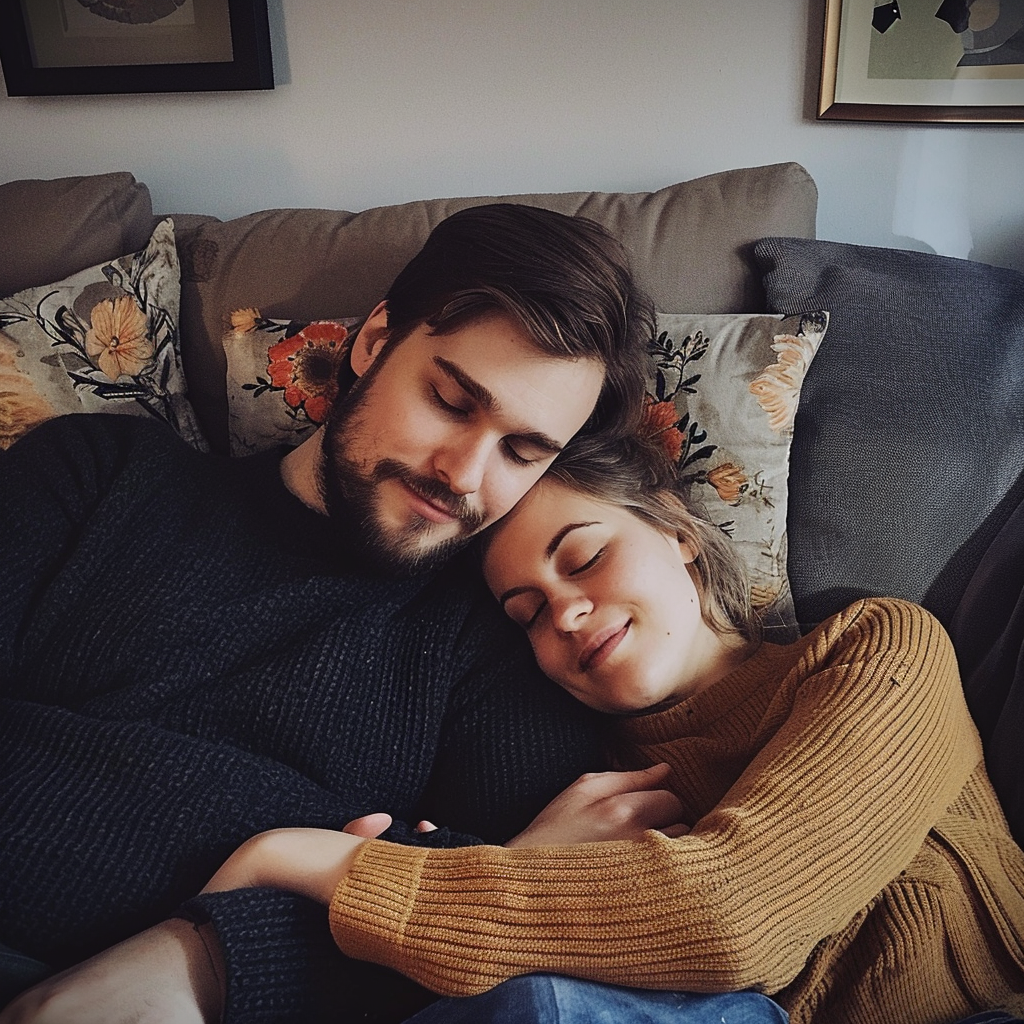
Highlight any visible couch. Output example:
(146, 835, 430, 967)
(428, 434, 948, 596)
(1, 163, 1022, 842)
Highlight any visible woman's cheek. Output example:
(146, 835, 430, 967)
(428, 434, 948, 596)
(533, 637, 570, 689)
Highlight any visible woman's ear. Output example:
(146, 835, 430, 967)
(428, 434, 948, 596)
(677, 537, 698, 565)
(350, 301, 391, 378)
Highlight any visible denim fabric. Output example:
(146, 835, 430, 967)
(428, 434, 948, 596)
(406, 975, 788, 1023)
(0, 943, 52, 1010)
(954, 1015, 1024, 1024)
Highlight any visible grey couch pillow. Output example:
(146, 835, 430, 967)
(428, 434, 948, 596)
(754, 236, 1024, 631)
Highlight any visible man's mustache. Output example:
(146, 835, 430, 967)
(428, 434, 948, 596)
(373, 459, 487, 533)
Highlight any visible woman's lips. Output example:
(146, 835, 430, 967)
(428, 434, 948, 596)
(579, 621, 630, 672)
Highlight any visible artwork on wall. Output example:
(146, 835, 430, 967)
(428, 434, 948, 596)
(819, 0, 1024, 122)
(0, 0, 273, 96)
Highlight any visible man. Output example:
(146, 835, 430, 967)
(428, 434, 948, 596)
(0, 204, 654, 1023)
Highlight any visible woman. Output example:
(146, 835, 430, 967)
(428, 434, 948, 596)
(206, 434, 1024, 1024)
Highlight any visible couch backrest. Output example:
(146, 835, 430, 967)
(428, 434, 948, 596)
(0, 172, 155, 298)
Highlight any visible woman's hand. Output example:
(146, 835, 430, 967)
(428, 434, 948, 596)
(506, 763, 688, 848)
(202, 827, 367, 905)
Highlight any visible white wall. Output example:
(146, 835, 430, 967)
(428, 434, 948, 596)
(2, 0, 1022, 271)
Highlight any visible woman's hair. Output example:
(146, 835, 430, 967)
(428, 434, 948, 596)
(381, 204, 655, 441)
(541, 433, 761, 644)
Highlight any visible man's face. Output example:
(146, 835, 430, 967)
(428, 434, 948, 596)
(320, 310, 605, 574)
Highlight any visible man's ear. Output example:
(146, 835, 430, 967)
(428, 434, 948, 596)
(350, 301, 391, 378)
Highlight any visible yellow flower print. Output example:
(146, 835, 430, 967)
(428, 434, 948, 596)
(706, 462, 748, 505)
(85, 296, 154, 381)
(749, 581, 781, 610)
(748, 333, 817, 435)
(230, 308, 261, 334)
(0, 336, 56, 449)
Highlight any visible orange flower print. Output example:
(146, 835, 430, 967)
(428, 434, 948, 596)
(0, 339, 56, 449)
(85, 296, 154, 381)
(748, 333, 817, 435)
(640, 397, 685, 461)
(266, 321, 351, 424)
(706, 462, 748, 505)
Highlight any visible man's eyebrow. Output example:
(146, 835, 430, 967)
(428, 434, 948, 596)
(433, 355, 564, 456)
(434, 356, 495, 409)
(498, 521, 598, 608)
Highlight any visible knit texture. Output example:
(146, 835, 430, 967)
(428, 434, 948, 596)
(330, 599, 1024, 1023)
(0, 414, 604, 1023)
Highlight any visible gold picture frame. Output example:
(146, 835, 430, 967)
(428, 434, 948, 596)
(819, 0, 1024, 123)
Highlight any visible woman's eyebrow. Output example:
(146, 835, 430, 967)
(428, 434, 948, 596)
(498, 521, 598, 608)
(545, 521, 598, 560)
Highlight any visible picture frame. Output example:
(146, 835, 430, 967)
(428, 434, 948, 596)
(0, 0, 273, 96)
(819, 0, 1024, 123)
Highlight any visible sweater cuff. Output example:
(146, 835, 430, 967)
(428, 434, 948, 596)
(184, 888, 335, 1024)
(329, 840, 429, 974)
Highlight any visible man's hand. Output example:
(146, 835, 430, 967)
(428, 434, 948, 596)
(341, 813, 438, 837)
(0, 919, 223, 1024)
(505, 764, 687, 848)
(202, 827, 367, 905)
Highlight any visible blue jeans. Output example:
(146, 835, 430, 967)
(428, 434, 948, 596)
(0, 943, 52, 1010)
(955, 1016, 1024, 1024)
(406, 975, 788, 1023)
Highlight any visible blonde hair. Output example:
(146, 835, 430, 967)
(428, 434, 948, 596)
(539, 434, 761, 645)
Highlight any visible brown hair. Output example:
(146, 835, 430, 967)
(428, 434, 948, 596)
(538, 433, 761, 644)
(381, 203, 655, 440)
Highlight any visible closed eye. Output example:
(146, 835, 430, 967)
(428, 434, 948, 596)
(569, 547, 605, 576)
(524, 600, 548, 631)
(502, 440, 543, 468)
(430, 385, 470, 417)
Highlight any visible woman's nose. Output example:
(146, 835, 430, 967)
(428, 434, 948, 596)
(551, 591, 593, 633)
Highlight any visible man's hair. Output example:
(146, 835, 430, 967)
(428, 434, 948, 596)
(382, 203, 655, 438)
(541, 433, 760, 644)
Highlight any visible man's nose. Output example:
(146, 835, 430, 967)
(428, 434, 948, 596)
(433, 434, 490, 495)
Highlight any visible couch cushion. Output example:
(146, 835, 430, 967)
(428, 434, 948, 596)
(222, 311, 359, 455)
(0, 218, 206, 451)
(176, 163, 818, 452)
(645, 311, 828, 639)
(0, 172, 154, 299)
(755, 237, 1024, 630)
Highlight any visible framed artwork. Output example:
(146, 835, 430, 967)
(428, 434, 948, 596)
(0, 0, 273, 96)
(819, 0, 1024, 123)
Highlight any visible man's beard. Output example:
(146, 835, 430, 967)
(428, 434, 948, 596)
(317, 369, 486, 576)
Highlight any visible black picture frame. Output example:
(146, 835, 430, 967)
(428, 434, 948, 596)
(0, 0, 273, 97)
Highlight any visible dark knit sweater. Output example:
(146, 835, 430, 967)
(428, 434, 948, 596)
(0, 414, 603, 1022)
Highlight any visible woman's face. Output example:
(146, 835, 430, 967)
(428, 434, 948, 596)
(483, 479, 728, 714)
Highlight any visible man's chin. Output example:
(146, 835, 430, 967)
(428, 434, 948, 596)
(362, 527, 474, 577)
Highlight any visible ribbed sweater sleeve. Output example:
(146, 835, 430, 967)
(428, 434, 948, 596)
(328, 599, 984, 996)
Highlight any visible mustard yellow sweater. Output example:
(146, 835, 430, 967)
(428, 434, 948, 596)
(330, 599, 1024, 1023)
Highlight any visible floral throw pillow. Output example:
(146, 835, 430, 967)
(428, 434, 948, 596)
(223, 310, 360, 456)
(0, 218, 206, 451)
(644, 311, 828, 639)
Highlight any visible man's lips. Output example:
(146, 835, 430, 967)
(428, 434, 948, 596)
(398, 479, 461, 525)
(579, 621, 630, 672)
